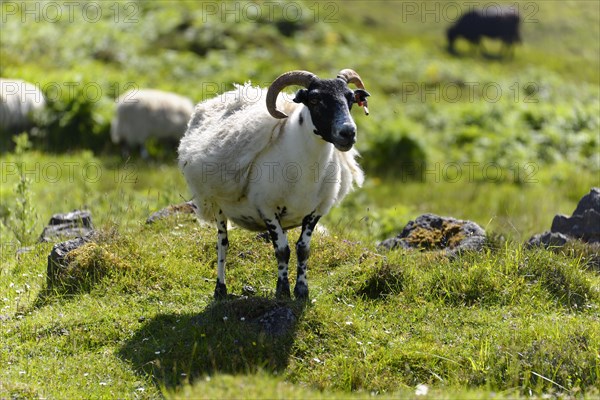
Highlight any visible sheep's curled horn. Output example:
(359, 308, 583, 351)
(337, 68, 369, 116)
(266, 69, 368, 119)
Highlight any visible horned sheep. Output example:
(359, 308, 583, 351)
(0, 78, 46, 135)
(178, 69, 370, 300)
(111, 89, 194, 155)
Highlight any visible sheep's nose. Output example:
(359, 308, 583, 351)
(338, 123, 356, 142)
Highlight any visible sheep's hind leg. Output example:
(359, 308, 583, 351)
(214, 210, 228, 300)
(262, 214, 291, 298)
(294, 213, 321, 299)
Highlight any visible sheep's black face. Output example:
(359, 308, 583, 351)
(294, 78, 369, 152)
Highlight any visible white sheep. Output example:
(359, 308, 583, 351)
(178, 69, 370, 299)
(0, 78, 46, 135)
(111, 89, 194, 156)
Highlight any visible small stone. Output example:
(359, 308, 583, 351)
(146, 201, 196, 224)
(526, 231, 569, 249)
(38, 210, 94, 243)
(242, 285, 257, 296)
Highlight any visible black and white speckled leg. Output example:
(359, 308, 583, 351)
(294, 213, 321, 299)
(262, 213, 291, 298)
(214, 210, 228, 300)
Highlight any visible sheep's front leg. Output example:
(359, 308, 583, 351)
(214, 210, 228, 300)
(294, 213, 321, 299)
(262, 214, 291, 298)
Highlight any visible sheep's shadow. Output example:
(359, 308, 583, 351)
(118, 296, 306, 390)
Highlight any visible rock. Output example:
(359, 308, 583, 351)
(526, 231, 569, 248)
(378, 213, 487, 256)
(528, 187, 600, 247)
(551, 209, 600, 242)
(38, 210, 94, 243)
(47, 232, 96, 287)
(255, 306, 297, 337)
(572, 187, 600, 217)
(146, 201, 197, 224)
(242, 285, 257, 296)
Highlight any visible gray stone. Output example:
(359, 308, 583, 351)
(572, 187, 600, 217)
(38, 210, 94, 243)
(528, 187, 600, 247)
(526, 231, 569, 249)
(146, 201, 196, 224)
(242, 285, 257, 296)
(378, 237, 411, 251)
(48, 210, 93, 228)
(378, 213, 487, 256)
(551, 209, 600, 243)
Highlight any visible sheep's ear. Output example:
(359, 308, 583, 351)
(293, 89, 308, 104)
(354, 89, 370, 102)
(354, 89, 370, 115)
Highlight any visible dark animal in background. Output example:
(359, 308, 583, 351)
(447, 8, 521, 57)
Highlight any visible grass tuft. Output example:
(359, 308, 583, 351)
(50, 242, 130, 294)
(519, 250, 598, 310)
(355, 260, 405, 299)
(425, 260, 503, 307)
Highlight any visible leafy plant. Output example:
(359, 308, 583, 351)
(1, 134, 38, 245)
(33, 83, 111, 153)
(360, 116, 428, 179)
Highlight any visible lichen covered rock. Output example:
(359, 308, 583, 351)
(378, 213, 487, 256)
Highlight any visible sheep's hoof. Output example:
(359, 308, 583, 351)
(275, 278, 291, 299)
(293, 283, 309, 300)
(214, 281, 227, 300)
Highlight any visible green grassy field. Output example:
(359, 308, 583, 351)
(1, 1, 599, 398)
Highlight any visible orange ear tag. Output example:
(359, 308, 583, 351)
(355, 94, 369, 115)
(361, 100, 369, 116)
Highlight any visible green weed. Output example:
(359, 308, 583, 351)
(1, 134, 38, 246)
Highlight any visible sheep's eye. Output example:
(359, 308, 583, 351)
(309, 98, 319, 105)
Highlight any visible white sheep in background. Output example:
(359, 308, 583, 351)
(111, 89, 194, 156)
(0, 78, 46, 135)
(178, 69, 370, 300)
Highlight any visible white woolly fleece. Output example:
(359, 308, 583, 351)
(178, 83, 364, 230)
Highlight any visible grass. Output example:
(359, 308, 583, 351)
(1, 217, 599, 398)
(1, 0, 599, 398)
